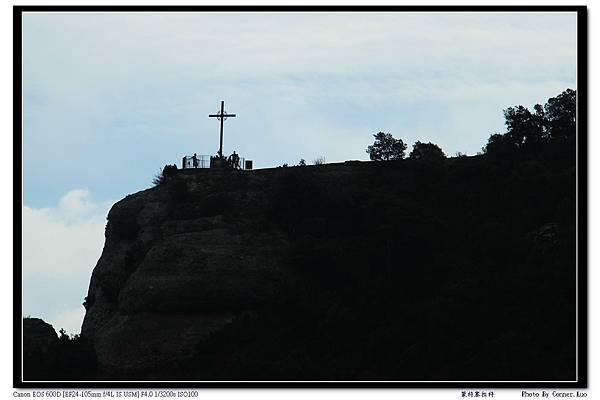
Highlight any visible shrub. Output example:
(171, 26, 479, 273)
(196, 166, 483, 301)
(153, 164, 178, 186)
(409, 141, 445, 161)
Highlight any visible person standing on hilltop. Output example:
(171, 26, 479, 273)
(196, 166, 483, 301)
(231, 151, 240, 169)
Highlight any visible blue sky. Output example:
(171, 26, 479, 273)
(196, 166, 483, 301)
(22, 11, 577, 334)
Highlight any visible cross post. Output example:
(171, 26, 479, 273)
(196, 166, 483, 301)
(209, 101, 236, 158)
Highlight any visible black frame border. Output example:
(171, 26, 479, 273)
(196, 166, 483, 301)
(13, 4, 588, 389)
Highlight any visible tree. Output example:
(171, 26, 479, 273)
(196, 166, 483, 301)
(503, 105, 545, 149)
(483, 133, 514, 156)
(544, 88, 576, 141)
(298, 159, 306, 166)
(484, 88, 576, 156)
(409, 141, 445, 161)
(366, 132, 407, 161)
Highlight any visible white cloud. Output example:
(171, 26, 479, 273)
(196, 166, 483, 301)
(23, 190, 110, 280)
(57, 189, 98, 220)
(23, 190, 112, 334)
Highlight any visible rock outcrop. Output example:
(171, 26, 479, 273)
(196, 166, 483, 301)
(23, 318, 59, 380)
(23, 317, 58, 357)
(82, 168, 295, 378)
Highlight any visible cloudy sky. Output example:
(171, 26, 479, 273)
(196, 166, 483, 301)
(22, 11, 577, 334)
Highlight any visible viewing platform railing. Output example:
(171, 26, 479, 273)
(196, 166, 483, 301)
(182, 155, 211, 169)
(182, 154, 252, 170)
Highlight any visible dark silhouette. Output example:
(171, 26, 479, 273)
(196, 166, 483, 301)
(484, 89, 576, 155)
(545, 88, 576, 141)
(209, 101, 236, 159)
(503, 105, 545, 149)
(484, 133, 513, 156)
(23, 318, 96, 380)
(366, 132, 407, 161)
(408, 141, 445, 160)
(231, 151, 240, 169)
(192, 153, 199, 168)
(153, 164, 178, 186)
(298, 159, 306, 166)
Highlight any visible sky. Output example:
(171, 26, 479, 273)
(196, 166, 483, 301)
(21, 11, 577, 335)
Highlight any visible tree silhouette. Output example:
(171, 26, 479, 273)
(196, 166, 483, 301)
(503, 105, 545, 149)
(483, 133, 513, 156)
(409, 141, 445, 161)
(366, 132, 407, 161)
(484, 88, 576, 155)
(545, 88, 576, 141)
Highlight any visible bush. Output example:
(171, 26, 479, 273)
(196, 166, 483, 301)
(153, 164, 178, 186)
(409, 141, 445, 161)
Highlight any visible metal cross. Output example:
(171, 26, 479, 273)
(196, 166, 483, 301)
(209, 101, 236, 159)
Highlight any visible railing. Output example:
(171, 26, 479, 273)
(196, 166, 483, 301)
(222, 156, 246, 170)
(182, 155, 211, 169)
(182, 154, 252, 170)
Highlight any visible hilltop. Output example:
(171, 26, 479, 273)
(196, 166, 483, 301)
(59, 144, 576, 380)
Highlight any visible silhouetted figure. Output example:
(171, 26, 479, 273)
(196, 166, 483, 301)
(232, 151, 240, 169)
(192, 153, 199, 168)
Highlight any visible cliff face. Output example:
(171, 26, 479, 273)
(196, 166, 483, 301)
(82, 152, 577, 380)
(82, 169, 294, 378)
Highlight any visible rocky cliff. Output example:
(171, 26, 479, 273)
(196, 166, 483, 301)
(80, 152, 577, 380)
(81, 168, 296, 378)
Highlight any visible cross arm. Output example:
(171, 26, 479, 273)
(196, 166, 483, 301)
(209, 113, 237, 118)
